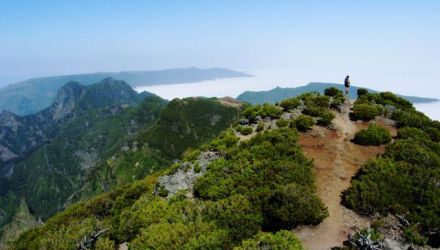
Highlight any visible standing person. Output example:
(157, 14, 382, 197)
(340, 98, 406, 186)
(344, 75, 350, 95)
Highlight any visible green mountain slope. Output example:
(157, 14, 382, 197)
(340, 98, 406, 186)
(0, 78, 146, 181)
(6, 92, 345, 249)
(0, 83, 242, 247)
(237, 82, 438, 105)
(0, 68, 250, 115)
(141, 97, 242, 159)
(9, 127, 323, 250)
(4, 86, 440, 249)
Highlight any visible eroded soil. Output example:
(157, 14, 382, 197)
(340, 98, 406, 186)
(294, 106, 396, 250)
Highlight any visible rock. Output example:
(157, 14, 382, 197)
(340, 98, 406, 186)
(155, 151, 220, 198)
(255, 116, 263, 122)
(239, 118, 250, 125)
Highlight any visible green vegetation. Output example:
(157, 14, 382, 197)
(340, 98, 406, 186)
(279, 98, 300, 112)
(236, 82, 437, 106)
(317, 110, 335, 126)
(242, 103, 283, 122)
(141, 97, 241, 159)
(276, 118, 289, 128)
(357, 88, 368, 97)
(256, 122, 265, 132)
(10, 126, 326, 249)
(324, 87, 343, 98)
(292, 115, 315, 132)
(194, 128, 328, 231)
(343, 91, 440, 247)
(350, 103, 381, 121)
(0, 91, 241, 245)
(299, 91, 336, 126)
(397, 127, 430, 141)
(353, 124, 392, 146)
(0, 68, 249, 116)
(240, 126, 253, 135)
(233, 230, 304, 250)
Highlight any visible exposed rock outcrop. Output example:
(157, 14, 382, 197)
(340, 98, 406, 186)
(155, 151, 220, 198)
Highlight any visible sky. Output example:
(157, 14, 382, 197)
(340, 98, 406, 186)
(0, 0, 439, 98)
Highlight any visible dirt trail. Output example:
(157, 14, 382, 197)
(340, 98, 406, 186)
(294, 104, 392, 250)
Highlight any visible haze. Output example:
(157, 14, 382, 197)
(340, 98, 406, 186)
(1, 0, 439, 98)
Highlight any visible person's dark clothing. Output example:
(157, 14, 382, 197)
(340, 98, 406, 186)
(344, 77, 350, 87)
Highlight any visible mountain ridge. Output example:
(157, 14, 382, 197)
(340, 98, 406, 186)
(0, 68, 250, 116)
(237, 82, 438, 105)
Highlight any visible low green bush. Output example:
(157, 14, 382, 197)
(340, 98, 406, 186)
(280, 98, 300, 112)
(276, 118, 289, 128)
(330, 96, 345, 110)
(403, 225, 428, 246)
(357, 88, 368, 97)
(397, 127, 430, 140)
(264, 184, 328, 230)
(317, 111, 335, 126)
(302, 106, 325, 117)
(350, 103, 381, 121)
(425, 127, 440, 142)
(233, 230, 304, 250)
(240, 126, 253, 135)
(293, 115, 315, 132)
(256, 122, 265, 132)
(242, 104, 283, 121)
(353, 124, 391, 146)
(324, 87, 343, 97)
(194, 128, 327, 231)
(391, 110, 431, 128)
(342, 138, 440, 238)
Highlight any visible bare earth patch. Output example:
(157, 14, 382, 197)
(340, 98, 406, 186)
(294, 105, 395, 250)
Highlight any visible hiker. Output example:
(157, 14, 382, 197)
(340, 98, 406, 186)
(344, 75, 350, 94)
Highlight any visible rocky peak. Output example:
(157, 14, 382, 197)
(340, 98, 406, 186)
(50, 81, 86, 121)
(80, 78, 141, 109)
(0, 111, 21, 129)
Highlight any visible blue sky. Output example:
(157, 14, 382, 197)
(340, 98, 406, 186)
(0, 0, 439, 97)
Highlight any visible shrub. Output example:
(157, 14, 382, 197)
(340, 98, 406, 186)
(330, 96, 345, 110)
(280, 98, 300, 112)
(240, 126, 253, 135)
(256, 122, 265, 132)
(384, 138, 440, 167)
(260, 103, 283, 119)
(353, 124, 391, 146)
(293, 115, 315, 132)
(357, 88, 368, 97)
(233, 230, 304, 250)
(317, 111, 335, 126)
(242, 104, 283, 121)
(194, 128, 327, 231)
(426, 127, 440, 142)
(342, 140, 440, 235)
(205, 129, 239, 152)
(324, 87, 343, 97)
(379, 92, 413, 110)
(350, 103, 381, 121)
(391, 110, 431, 128)
(204, 195, 263, 241)
(263, 184, 328, 230)
(311, 95, 330, 107)
(302, 106, 325, 117)
(404, 225, 428, 246)
(276, 118, 289, 128)
(397, 127, 430, 141)
(95, 238, 116, 250)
